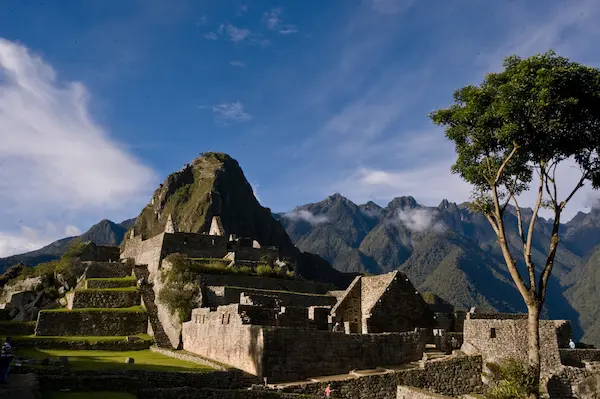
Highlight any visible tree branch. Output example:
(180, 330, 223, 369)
(538, 211, 561, 303)
(524, 165, 545, 291)
(494, 144, 519, 184)
(501, 175, 519, 214)
(511, 194, 526, 247)
(490, 183, 530, 298)
(561, 172, 587, 210)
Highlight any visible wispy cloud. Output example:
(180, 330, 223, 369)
(396, 208, 445, 234)
(203, 32, 219, 40)
(211, 101, 252, 123)
(283, 210, 328, 225)
(230, 60, 246, 68)
(263, 8, 298, 35)
(219, 23, 251, 42)
(0, 38, 155, 257)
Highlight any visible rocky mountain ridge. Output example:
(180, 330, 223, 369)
(275, 193, 599, 345)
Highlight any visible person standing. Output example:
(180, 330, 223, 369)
(0, 337, 13, 384)
(325, 383, 332, 398)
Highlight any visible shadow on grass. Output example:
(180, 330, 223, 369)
(17, 348, 214, 373)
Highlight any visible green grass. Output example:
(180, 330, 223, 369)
(40, 306, 146, 313)
(16, 348, 215, 372)
(3, 334, 152, 343)
(76, 286, 138, 292)
(86, 277, 136, 282)
(43, 392, 136, 399)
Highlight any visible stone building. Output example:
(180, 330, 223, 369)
(461, 312, 572, 376)
(330, 271, 435, 334)
(121, 215, 279, 279)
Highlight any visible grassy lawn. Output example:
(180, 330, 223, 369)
(3, 333, 153, 343)
(86, 277, 136, 282)
(44, 392, 136, 399)
(39, 306, 146, 313)
(16, 347, 214, 372)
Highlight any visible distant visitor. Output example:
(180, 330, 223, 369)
(0, 337, 13, 384)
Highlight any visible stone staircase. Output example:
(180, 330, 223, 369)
(133, 266, 173, 348)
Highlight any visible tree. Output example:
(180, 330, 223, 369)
(430, 50, 600, 398)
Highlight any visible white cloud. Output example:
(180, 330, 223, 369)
(283, 210, 329, 225)
(0, 223, 81, 258)
(211, 101, 252, 123)
(219, 24, 251, 42)
(396, 208, 445, 233)
(230, 60, 246, 68)
(263, 8, 298, 34)
(0, 38, 155, 257)
(203, 32, 219, 40)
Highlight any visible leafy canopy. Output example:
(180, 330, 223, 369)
(431, 51, 600, 214)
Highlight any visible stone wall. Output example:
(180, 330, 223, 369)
(183, 322, 265, 376)
(205, 286, 336, 308)
(0, 320, 36, 335)
(559, 349, 600, 367)
(331, 277, 362, 332)
(138, 387, 308, 399)
(365, 273, 435, 333)
(198, 274, 331, 294)
(228, 245, 279, 262)
(280, 355, 483, 399)
(162, 233, 229, 260)
(261, 328, 427, 382)
(79, 244, 121, 262)
(82, 262, 133, 279)
(86, 278, 136, 289)
(11, 336, 152, 350)
(35, 309, 147, 336)
(121, 233, 165, 279)
(36, 369, 244, 393)
(153, 277, 184, 348)
(462, 318, 567, 376)
(67, 289, 140, 309)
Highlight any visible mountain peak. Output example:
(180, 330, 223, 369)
(386, 196, 419, 212)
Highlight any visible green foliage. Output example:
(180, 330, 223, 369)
(431, 50, 600, 206)
(158, 254, 201, 322)
(485, 358, 538, 399)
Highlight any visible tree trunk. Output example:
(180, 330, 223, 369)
(527, 303, 541, 399)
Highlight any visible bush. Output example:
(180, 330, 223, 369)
(159, 254, 201, 322)
(485, 358, 538, 399)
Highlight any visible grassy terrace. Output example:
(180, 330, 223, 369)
(86, 277, 137, 282)
(40, 306, 146, 313)
(75, 286, 138, 292)
(16, 347, 215, 372)
(3, 334, 153, 343)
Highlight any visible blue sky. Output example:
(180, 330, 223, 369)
(1, 0, 600, 256)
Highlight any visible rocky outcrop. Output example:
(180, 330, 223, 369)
(124, 152, 350, 288)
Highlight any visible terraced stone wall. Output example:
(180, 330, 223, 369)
(35, 310, 147, 336)
(67, 289, 140, 309)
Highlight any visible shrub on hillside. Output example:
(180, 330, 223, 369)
(484, 358, 538, 399)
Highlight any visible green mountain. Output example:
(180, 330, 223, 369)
(0, 219, 134, 272)
(277, 194, 596, 344)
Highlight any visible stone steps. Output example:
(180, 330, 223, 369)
(133, 267, 172, 349)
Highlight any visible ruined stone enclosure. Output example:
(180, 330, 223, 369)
(331, 271, 436, 334)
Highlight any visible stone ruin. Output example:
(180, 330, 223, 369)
(3, 214, 600, 397)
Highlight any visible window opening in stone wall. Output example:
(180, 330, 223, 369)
(212, 239, 215, 246)
(222, 314, 225, 324)
(490, 328, 496, 338)
(202, 315, 205, 324)
(227, 314, 231, 324)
